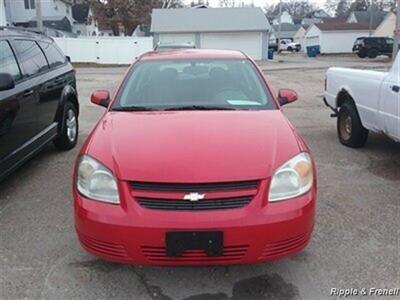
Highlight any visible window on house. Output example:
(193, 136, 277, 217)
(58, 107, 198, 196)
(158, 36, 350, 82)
(24, 0, 35, 9)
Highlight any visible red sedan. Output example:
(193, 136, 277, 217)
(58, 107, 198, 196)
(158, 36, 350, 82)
(73, 49, 316, 265)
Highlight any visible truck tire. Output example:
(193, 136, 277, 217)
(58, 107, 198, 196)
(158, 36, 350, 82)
(337, 102, 368, 148)
(54, 101, 79, 150)
(367, 49, 378, 59)
(287, 46, 293, 52)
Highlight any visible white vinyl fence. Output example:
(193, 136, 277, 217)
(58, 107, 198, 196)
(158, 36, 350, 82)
(54, 37, 154, 65)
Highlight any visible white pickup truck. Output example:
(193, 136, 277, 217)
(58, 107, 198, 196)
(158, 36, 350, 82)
(324, 53, 399, 148)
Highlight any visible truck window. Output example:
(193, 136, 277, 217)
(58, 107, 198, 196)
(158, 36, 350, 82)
(0, 40, 22, 81)
(13, 40, 49, 77)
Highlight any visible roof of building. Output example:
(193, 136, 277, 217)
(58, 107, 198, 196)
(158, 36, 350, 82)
(351, 11, 388, 26)
(151, 7, 270, 33)
(272, 23, 302, 38)
(72, 4, 90, 24)
(314, 22, 377, 31)
(320, 16, 347, 24)
(141, 49, 247, 61)
(29, 16, 72, 32)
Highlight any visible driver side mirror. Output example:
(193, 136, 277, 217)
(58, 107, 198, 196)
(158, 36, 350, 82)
(0, 73, 15, 91)
(278, 89, 298, 106)
(91, 90, 110, 108)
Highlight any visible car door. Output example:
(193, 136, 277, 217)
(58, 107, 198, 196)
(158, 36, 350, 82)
(11, 39, 51, 131)
(0, 39, 37, 168)
(380, 59, 400, 140)
(36, 40, 70, 132)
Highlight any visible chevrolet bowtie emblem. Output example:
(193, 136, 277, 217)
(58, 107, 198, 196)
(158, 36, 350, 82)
(183, 192, 205, 202)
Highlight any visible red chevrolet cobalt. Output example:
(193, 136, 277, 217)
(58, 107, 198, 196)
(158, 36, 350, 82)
(73, 50, 316, 265)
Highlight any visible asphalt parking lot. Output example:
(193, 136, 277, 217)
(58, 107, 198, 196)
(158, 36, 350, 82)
(1, 55, 399, 300)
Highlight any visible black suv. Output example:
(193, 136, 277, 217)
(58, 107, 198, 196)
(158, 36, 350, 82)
(353, 37, 394, 58)
(0, 27, 79, 181)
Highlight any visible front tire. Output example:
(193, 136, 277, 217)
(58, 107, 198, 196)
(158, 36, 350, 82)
(337, 102, 368, 148)
(357, 51, 366, 58)
(367, 49, 378, 59)
(54, 101, 79, 150)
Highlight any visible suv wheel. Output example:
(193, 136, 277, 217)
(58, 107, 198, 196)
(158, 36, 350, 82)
(367, 49, 378, 59)
(357, 51, 366, 58)
(337, 102, 368, 148)
(287, 46, 293, 52)
(54, 101, 78, 150)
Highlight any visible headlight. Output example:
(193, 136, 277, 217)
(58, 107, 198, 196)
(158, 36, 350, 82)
(269, 152, 313, 202)
(76, 155, 120, 204)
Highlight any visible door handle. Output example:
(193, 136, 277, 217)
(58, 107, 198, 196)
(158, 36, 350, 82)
(391, 85, 400, 93)
(23, 89, 34, 97)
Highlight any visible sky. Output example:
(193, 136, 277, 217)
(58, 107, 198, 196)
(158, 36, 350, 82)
(183, 0, 326, 8)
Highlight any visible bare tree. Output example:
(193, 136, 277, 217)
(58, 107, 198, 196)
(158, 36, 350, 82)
(90, 0, 183, 36)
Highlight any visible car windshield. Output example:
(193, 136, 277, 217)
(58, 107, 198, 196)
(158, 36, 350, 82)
(113, 59, 275, 111)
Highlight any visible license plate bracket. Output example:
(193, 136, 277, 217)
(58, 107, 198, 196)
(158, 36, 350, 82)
(166, 231, 223, 257)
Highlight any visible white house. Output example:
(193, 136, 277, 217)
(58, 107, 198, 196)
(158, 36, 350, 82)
(0, 0, 7, 26)
(71, 3, 98, 36)
(347, 10, 388, 28)
(4, 0, 74, 26)
(373, 12, 396, 37)
(293, 25, 309, 52)
(151, 7, 271, 60)
(304, 23, 374, 53)
(272, 11, 293, 25)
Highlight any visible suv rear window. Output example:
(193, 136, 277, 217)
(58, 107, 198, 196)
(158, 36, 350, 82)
(0, 40, 21, 81)
(38, 41, 66, 68)
(14, 40, 49, 77)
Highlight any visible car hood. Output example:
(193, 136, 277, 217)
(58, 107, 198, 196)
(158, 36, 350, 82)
(86, 110, 301, 182)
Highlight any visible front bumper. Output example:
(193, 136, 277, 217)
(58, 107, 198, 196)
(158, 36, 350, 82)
(74, 181, 316, 266)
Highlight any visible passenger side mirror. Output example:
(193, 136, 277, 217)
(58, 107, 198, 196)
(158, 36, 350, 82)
(278, 89, 298, 106)
(91, 90, 110, 108)
(0, 73, 15, 91)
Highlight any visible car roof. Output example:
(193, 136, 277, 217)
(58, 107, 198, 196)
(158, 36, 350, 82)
(0, 27, 54, 43)
(140, 49, 248, 61)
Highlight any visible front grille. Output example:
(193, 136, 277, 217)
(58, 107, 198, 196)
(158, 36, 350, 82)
(142, 245, 248, 263)
(131, 180, 259, 192)
(137, 196, 252, 211)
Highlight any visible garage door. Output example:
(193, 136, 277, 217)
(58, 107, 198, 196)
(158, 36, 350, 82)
(200, 32, 262, 60)
(159, 33, 196, 44)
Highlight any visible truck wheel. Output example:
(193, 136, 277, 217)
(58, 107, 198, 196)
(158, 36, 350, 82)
(337, 102, 368, 148)
(367, 49, 378, 58)
(54, 101, 79, 150)
(287, 47, 293, 52)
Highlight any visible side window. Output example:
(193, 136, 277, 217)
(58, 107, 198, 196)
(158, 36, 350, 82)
(38, 41, 66, 69)
(13, 40, 49, 77)
(0, 40, 22, 81)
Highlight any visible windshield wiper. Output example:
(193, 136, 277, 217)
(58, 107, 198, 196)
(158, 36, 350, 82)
(164, 105, 237, 111)
(112, 106, 157, 111)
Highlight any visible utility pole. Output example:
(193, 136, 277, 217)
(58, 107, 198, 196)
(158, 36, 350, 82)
(393, 0, 400, 60)
(277, 0, 282, 52)
(35, 0, 43, 32)
(368, 0, 374, 37)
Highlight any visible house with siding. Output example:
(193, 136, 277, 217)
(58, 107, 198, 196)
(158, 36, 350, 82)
(151, 7, 271, 60)
(304, 23, 376, 54)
